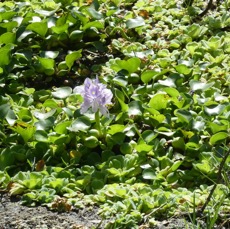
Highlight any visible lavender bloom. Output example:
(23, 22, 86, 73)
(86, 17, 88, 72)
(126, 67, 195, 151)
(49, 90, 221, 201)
(74, 77, 113, 116)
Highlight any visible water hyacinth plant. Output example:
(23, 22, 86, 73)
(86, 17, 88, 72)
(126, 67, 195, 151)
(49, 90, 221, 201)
(74, 77, 113, 136)
(74, 77, 113, 116)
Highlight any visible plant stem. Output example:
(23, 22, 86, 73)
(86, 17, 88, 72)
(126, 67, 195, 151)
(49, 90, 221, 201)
(95, 110, 102, 137)
(199, 146, 230, 215)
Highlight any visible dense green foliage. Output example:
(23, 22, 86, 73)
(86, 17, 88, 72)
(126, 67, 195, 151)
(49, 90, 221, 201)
(0, 0, 230, 228)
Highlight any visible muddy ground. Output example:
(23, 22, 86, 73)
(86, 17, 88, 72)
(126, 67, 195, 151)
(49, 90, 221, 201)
(0, 192, 224, 229)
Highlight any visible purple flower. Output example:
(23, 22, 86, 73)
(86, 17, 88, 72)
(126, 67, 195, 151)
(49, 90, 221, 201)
(74, 77, 113, 116)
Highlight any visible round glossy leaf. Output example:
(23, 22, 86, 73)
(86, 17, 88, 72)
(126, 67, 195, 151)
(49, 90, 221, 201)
(34, 109, 56, 120)
(204, 104, 226, 116)
(54, 121, 72, 134)
(149, 93, 170, 110)
(51, 87, 72, 99)
(0, 44, 13, 67)
(40, 51, 59, 59)
(120, 143, 132, 154)
(35, 117, 55, 131)
(141, 130, 157, 143)
(175, 64, 191, 75)
(126, 17, 145, 29)
(142, 168, 156, 180)
(166, 172, 179, 183)
(141, 70, 158, 84)
(65, 50, 82, 69)
(0, 32, 16, 44)
(34, 130, 48, 142)
(189, 80, 214, 91)
(175, 109, 192, 123)
(26, 21, 48, 37)
(69, 30, 83, 41)
(68, 117, 91, 132)
(84, 136, 99, 148)
(128, 101, 143, 116)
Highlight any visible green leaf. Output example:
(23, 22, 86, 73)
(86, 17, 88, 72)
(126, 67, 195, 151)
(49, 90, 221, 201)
(208, 122, 228, 134)
(33, 109, 56, 120)
(190, 80, 214, 91)
(126, 17, 145, 29)
(34, 130, 48, 142)
(113, 75, 128, 87)
(186, 42, 198, 55)
(65, 50, 82, 70)
(115, 88, 128, 112)
(149, 93, 170, 110)
(13, 125, 35, 143)
(128, 101, 143, 116)
(192, 119, 205, 131)
(159, 77, 176, 87)
(209, 132, 229, 145)
(108, 124, 125, 135)
(111, 57, 141, 74)
(82, 21, 104, 30)
(142, 130, 157, 143)
(0, 44, 12, 67)
(135, 143, 153, 153)
(175, 109, 192, 123)
(163, 88, 180, 98)
(26, 22, 48, 37)
(52, 87, 72, 99)
(204, 104, 226, 116)
(170, 160, 183, 172)
(69, 30, 83, 41)
(38, 57, 55, 71)
(0, 148, 15, 170)
(142, 168, 156, 180)
(172, 137, 185, 150)
(87, 6, 103, 19)
(40, 51, 59, 59)
(35, 117, 55, 131)
(193, 160, 211, 174)
(141, 70, 157, 84)
(0, 21, 18, 32)
(54, 121, 71, 134)
(6, 109, 17, 126)
(0, 32, 16, 44)
(68, 117, 91, 132)
(175, 64, 191, 75)
(0, 103, 11, 119)
(51, 24, 68, 34)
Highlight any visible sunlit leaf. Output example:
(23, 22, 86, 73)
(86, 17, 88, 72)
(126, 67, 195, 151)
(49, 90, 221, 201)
(175, 64, 191, 75)
(190, 80, 214, 91)
(204, 104, 226, 116)
(126, 17, 145, 29)
(108, 124, 125, 135)
(149, 93, 170, 110)
(175, 109, 192, 123)
(128, 101, 143, 116)
(111, 57, 141, 74)
(142, 168, 156, 180)
(0, 44, 13, 67)
(65, 50, 82, 70)
(52, 87, 72, 99)
(209, 132, 229, 145)
(26, 22, 48, 37)
(68, 117, 91, 132)
(34, 109, 56, 120)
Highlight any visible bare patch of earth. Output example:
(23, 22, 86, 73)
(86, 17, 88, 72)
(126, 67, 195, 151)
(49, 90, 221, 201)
(0, 192, 226, 229)
(0, 192, 104, 229)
